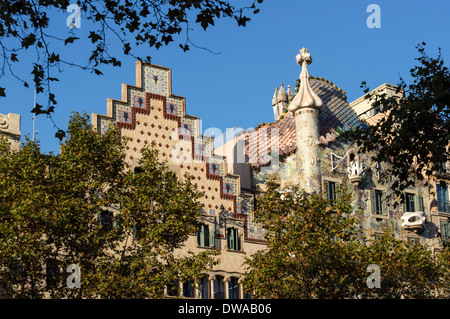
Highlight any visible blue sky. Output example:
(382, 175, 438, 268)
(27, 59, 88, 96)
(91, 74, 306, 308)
(1, 0, 450, 154)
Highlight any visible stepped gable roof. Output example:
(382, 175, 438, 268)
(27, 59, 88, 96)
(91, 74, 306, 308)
(240, 77, 363, 168)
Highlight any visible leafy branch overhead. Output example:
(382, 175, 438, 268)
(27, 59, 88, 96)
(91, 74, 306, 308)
(0, 0, 263, 138)
(347, 43, 450, 196)
(0, 112, 218, 298)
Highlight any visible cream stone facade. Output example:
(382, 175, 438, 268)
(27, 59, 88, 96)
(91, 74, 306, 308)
(0, 113, 21, 151)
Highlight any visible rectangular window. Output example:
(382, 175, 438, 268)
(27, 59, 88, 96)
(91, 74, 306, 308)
(46, 259, 62, 288)
(440, 220, 450, 244)
(436, 182, 449, 213)
(325, 180, 338, 206)
(403, 192, 424, 213)
(406, 193, 415, 212)
(227, 228, 241, 251)
(214, 276, 225, 299)
(199, 277, 209, 299)
(183, 280, 195, 298)
(371, 190, 387, 215)
(197, 224, 215, 248)
(166, 280, 179, 297)
(228, 277, 239, 299)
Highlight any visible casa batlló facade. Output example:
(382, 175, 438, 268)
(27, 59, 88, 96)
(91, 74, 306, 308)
(2, 47, 450, 299)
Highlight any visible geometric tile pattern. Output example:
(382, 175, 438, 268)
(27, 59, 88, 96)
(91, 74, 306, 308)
(92, 61, 266, 243)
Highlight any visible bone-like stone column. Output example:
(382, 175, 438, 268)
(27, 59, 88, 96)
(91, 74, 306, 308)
(288, 48, 323, 194)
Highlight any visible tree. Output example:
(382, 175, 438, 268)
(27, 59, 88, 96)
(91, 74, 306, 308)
(349, 43, 450, 195)
(242, 182, 446, 299)
(0, 0, 263, 139)
(243, 183, 366, 298)
(0, 112, 218, 298)
(359, 231, 443, 299)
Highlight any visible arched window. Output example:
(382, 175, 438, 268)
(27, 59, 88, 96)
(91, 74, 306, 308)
(214, 275, 225, 299)
(198, 276, 209, 299)
(228, 277, 239, 299)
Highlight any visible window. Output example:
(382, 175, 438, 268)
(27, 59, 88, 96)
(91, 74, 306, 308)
(227, 228, 241, 251)
(403, 192, 424, 213)
(183, 280, 195, 298)
(199, 276, 209, 299)
(98, 210, 113, 229)
(436, 182, 450, 213)
(214, 276, 225, 299)
(325, 180, 338, 206)
(166, 280, 179, 297)
(228, 277, 239, 299)
(405, 193, 415, 212)
(440, 220, 450, 244)
(46, 259, 61, 288)
(197, 224, 215, 248)
(371, 190, 387, 215)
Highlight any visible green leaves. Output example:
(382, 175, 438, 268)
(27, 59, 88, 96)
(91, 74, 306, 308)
(0, 113, 216, 298)
(243, 183, 446, 299)
(348, 43, 450, 196)
(0, 0, 263, 141)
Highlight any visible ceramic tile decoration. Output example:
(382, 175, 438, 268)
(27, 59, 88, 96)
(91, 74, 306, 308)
(86, 47, 435, 289)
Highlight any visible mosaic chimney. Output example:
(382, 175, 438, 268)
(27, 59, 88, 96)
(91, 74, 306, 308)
(288, 47, 323, 193)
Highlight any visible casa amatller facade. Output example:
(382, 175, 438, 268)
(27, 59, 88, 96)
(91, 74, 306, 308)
(2, 47, 450, 299)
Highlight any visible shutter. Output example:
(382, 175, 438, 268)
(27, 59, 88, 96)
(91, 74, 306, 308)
(381, 191, 388, 215)
(370, 190, 376, 214)
(444, 184, 449, 212)
(402, 193, 408, 213)
(199, 224, 205, 246)
(417, 194, 424, 212)
(414, 195, 419, 213)
(335, 182, 340, 201)
(237, 233, 241, 251)
(441, 221, 448, 242)
(209, 225, 215, 248)
(227, 229, 233, 250)
(437, 183, 443, 211)
(323, 181, 329, 200)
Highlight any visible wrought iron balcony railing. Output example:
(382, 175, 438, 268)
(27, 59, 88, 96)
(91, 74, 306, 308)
(438, 200, 450, 213)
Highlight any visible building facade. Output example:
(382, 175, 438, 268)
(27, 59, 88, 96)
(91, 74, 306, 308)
(0, 112, 21, 152)
(5, 47, 449, 298)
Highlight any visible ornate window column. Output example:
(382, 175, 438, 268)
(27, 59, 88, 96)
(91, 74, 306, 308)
(223, 276, 230, 299)
(208, 275, 215, 299)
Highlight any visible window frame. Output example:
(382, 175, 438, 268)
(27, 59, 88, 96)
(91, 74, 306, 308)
(227, 227, 241, 251)
(370, 189, 389, 219)
(323, 178, 341, 207)
(197, 223, 215, 248)
(436, 182, 450, 213)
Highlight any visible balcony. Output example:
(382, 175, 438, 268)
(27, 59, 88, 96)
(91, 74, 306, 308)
(437, 200, 450, 213)
(433, 162, 450, 179)
(401, 211, 426, 232)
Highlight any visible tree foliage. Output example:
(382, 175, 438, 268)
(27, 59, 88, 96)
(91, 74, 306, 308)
(0, 0, 263, 138)
(0, 112, 218, 298)
(243, 183, 447, 299)
(349, 43, 450, 195)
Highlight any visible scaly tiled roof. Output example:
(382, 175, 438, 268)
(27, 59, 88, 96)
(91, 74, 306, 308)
(240, 78, 363, 167)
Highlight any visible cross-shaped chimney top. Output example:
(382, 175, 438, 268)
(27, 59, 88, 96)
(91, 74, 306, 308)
(288, 47, 323, 114)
